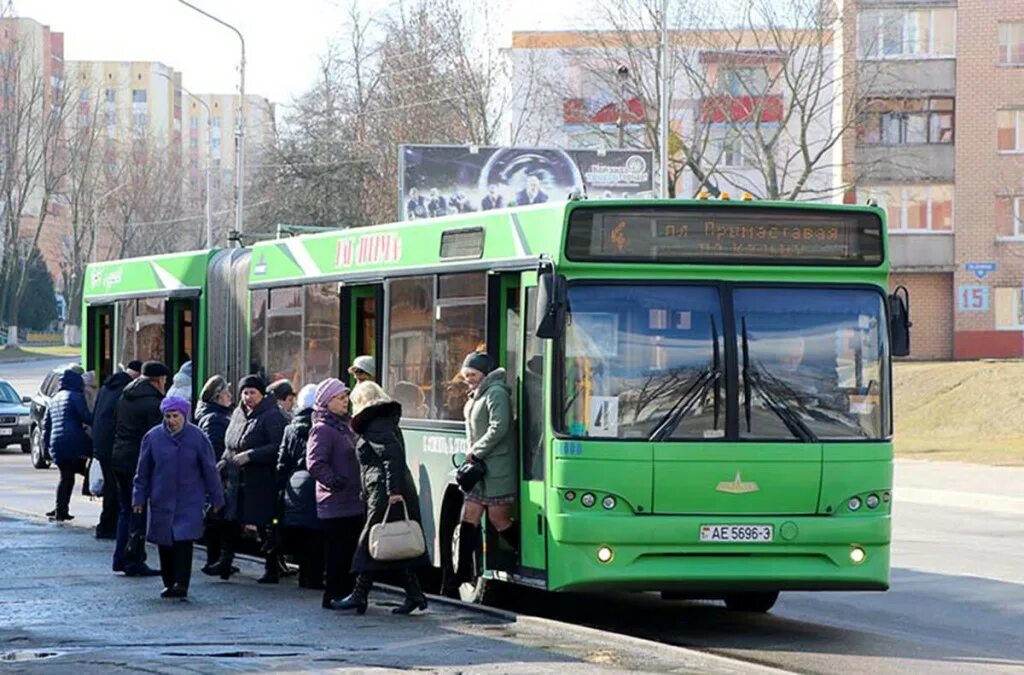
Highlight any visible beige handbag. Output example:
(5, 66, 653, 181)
(368, 499, 426, 561)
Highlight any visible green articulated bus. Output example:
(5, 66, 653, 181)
(83, 197, 910, 612)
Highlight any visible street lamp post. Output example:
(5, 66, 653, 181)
(157, 72, 212, 248)
(616, 65, 630, 149)
(660, 0, 670, 198)
(177, 0, 246, 236)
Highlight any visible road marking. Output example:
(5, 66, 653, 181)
(897, 487, 1024, 515)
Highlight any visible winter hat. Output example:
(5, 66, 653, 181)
(348, 355, 376, 378)
(126, 360, 143, 373)
(160, 396, 191, 419)
(238, 374, 266, 395)
(200, 375, 228, 404)
(296, 383, 317, 412)
(350, 381, 392, 418)
(141, 361, 170, 378)
(314, 378, 350, 410)
(268, 379, 295, 401)
(178, 361, 193, 378)
(461, 351, 493, 375)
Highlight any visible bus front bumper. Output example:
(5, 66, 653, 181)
(545, 513, 890, 593)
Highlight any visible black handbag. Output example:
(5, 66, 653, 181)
(455, 457, 487, 492)
(124, 527, 146, 565)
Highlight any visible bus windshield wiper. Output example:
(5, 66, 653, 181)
(648, 366, 719, 442)
(747, 366, 818, 442)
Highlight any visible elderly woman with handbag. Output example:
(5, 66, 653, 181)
(332, 381, 430, 615)
(455, 352, 517, 583)
(132, 396, 225, 599)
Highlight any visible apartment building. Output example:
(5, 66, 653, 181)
(66, 60, 182, 148)
(851, 1, 1024, 358)
(507, 29, 840, 202)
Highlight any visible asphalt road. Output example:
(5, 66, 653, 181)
(2, 358, 1022, 673)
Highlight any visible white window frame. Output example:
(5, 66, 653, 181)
(863, 184, 954, 233)
(998, 22, 1024, 66)
(997, 109, 1024, 154)
(994, 287, 1024, 330)
(859, 8, 956, 60)
(997, 195, 1024, 240)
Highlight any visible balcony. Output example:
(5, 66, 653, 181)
(700, 95, 783, 124)
(859, 60, 956, 98)
(856, 144, 955, 183)
(889, 232, 954, 271)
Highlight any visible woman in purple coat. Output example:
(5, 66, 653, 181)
(133, 396, 225, 599)
(306, 378, 363, 610)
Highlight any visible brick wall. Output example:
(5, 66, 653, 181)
(889, 272, 954, 360)
(953, 0, 1024, 356)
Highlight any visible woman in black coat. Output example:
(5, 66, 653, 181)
(333, 381, 429, 615)
(195, 375, 234, 574)
(276, 384, 325, 589)
(210, 375, 288, 583)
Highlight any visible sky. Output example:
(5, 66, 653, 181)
(14, 0, 579, 105)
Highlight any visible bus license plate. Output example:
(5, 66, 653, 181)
(699, 524, 773, 542)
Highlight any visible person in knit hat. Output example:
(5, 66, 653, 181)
(132, 395, 224, 599)
(209, 373, 287, 583)
(306, 378, 362, 609)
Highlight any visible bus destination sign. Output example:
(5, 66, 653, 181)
(565, 206, 884, 266)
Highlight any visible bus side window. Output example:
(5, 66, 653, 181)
(522, 287, 545, 481)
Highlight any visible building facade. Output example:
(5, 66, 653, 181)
(852, 1, 1024, 359)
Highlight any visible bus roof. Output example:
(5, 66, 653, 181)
(247, 198, 888, 287)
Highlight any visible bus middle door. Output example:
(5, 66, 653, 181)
(340, 283, 383, 386)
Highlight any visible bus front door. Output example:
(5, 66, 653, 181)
(340, 284, 383, 387)
(85, 304, 114, 382)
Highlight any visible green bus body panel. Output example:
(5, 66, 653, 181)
(651, 442, 823, 514)
(247, 205, 567, 285)
(83, 250, 213, 299)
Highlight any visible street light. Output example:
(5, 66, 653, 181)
(157, 71, 212, 248)
(177, 0, 246, 236)
(615, 65, 630, 149)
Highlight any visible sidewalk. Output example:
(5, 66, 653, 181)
(895, 459, 1024, 515)
(0, 512, 775, 673)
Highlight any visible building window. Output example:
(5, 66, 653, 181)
(190, 116, 199, 129)
(862, 184, 953, 231)
(997, 109, 1024, 152)
(999, 23, 1024, 65)
(858, 8, 956, 59)
(994, 288, 1024, 330)
(710, 131, 754, 168)
(996, 196, 1024, 237)
(212, 116, 220, 128)
(859, 98, 954, 145)
(718, 67, 770, 96)
(131, 89, 146, 103)
(104, 88, 115, 103)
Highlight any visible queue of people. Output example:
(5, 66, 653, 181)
(40, 349, 518, 614)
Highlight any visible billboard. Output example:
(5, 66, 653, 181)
(399, 145, 655, 220)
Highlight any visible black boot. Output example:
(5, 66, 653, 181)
(455, 523, 480, 583)
(257, 553, 280, 584)
(330, 574, 372, 614)
(392, 570, 428, 615)
(209, 549, 236, 580)
(497, 521, 519, 568)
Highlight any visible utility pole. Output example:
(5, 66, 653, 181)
(177, 1, 246, 236)
(660, 0, 670, 198)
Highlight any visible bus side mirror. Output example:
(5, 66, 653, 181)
(889, 286, 911, 357)
(535, 271, 568, 339)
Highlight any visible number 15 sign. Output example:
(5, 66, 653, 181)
(958, 285, 989, 312)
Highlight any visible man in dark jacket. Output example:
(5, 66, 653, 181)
(111, 360, 168, 576)
(276, 384, 323, 589)
(43, 369, 93, 522)
(90, 360, 142, 539)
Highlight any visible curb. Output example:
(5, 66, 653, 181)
(0, 506, 789, 673)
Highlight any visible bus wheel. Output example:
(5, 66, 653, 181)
(723, 591, 779, 613)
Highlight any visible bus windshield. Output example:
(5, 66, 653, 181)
(559, 285, 888, 441)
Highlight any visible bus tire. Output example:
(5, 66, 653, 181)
(723, 591, 779, 613)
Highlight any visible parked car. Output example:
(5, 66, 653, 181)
(0, 379, 32, 454)
(26, 366, 65, 469)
